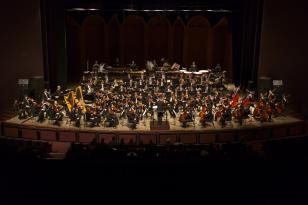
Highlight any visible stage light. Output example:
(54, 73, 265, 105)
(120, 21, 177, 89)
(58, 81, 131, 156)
(206, 9, 232, 13)
(67, 8, 86, 11)
(67, 8, 100, 12)
(123, 9, 136, 11)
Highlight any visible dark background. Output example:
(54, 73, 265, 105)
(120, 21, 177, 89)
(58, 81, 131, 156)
(0, 0, 307, 116)
(0, 0, 308, 203)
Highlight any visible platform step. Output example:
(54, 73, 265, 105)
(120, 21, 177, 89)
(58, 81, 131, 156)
(150, 120, 170, 130)
(47, 152, 66, 160)
(0, 111, 15, 121)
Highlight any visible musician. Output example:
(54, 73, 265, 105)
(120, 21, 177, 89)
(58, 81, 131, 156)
(104, 73, 109, 83)
(162, 71, 166, 82)
(157, 99, 165, 124)
(113, 57, 120, 67)
(138, 79, 143, 88)
(215, 63, 222, 72)
(81, 75, 87, 85)
(42, 89, 51, 101)
(70, 104, 82, 127)
(152, 60, 158, 68)
(88, 110, 101, 127)
(17, 97, 29, 119)
(129, 78, 133, 87)
(92, 60, 99, 72)
(53, 85, 63, 101)
(100, 81, 105, 91)
(162, 59, 170, 68)
(166, 85, 172, 92)
(179, 107, 193, 127)
(37, 100, 50, 123)
(146, 60, 154, 72)
(190, 61, 197, 72)
(86, 82, 93, 94)
(51, 100, 63, 125)
(171, 62, 180, 70)
(99, 63, 105, 72)
(127, 106, 139, 128)
(129, 60, 137, 69)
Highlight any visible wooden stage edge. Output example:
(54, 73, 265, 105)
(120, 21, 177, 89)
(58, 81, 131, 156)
(1, 116, 307, 145)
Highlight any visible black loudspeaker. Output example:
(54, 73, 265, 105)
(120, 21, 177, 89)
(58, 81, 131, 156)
(17, 79, 29, 100)
(258, 76, 272, 93)
(29, 76, 45, 100)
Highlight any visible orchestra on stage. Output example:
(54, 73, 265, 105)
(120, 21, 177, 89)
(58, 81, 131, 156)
(13, 59, 288, 129)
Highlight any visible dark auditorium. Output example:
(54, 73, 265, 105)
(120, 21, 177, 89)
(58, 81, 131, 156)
(0, 0, 308, 204)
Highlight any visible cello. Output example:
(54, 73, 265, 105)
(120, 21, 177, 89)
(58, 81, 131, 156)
(199, 105, 207, 123)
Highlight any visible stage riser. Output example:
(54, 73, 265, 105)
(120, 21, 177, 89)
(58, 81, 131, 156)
(2, 121, 306, 145)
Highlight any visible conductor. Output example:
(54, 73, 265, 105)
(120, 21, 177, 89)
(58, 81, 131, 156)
(157, 99, 164, 125)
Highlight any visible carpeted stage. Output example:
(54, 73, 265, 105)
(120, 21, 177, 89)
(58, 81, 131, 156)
(1, 114, 306, 145)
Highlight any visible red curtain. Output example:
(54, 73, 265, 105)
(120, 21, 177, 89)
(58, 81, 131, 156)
(66, 15, 81, 81)
(212, 18, 233, 75)
(81, 15, 106, 67)
(122, 15, 145, 66)
(186, 16, 211, 68)
(67, 14, 232, 72)
(148, 15, 169, 62)
(173, 19, 184, 65)
(108, 17, 120, 65)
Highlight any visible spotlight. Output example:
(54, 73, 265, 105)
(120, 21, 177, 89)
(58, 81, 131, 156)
(67, 8, 100, 12)
(123, 9, 137, 11)
(67, 8, 86, 11)
(206, 9, 232, 13)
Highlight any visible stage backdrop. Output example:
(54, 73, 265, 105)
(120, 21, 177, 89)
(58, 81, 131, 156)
(66, 14, 232, 81)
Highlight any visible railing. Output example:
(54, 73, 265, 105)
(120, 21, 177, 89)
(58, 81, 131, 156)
(1, 120, 306, 145)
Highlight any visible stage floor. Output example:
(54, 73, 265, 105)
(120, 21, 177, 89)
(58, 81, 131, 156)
(6, 113, 304, 132)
